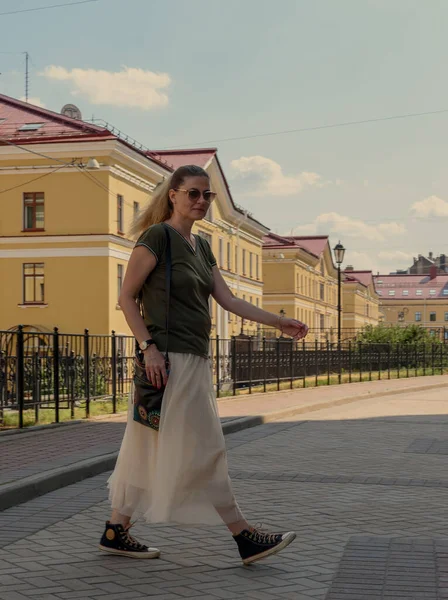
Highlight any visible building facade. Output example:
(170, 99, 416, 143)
(0, 95, 268, 341)
(342, 268, 380, 332)
(374, 269, 448, 338)
(262, 233, 339, 341)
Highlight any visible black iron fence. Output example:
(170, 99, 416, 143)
(1, 327, 447, 429)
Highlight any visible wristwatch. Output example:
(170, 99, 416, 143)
(139, 339, 156, 351)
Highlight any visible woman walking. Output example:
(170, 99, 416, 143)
(100, 165, 309, 565)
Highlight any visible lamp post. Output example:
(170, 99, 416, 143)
(333, 241, 346, 347)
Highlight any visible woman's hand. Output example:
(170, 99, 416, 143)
(279, 317, 309, 341)
(143, 345, 168, 389)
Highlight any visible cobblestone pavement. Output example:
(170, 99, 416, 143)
(2, 387, 448, 599)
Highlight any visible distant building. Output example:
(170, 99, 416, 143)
(374, 268, 448, 335)
(342, 267, 380, 331)
(408, 252, 448, 275)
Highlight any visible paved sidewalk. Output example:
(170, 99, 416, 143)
(1, 376, 447, 511)
(1, 380, 448, 598)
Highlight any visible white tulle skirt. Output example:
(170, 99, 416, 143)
(107, 352, 243, 526)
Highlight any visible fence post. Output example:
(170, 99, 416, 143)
(276, 337, 281, 391)
(348, 340, 352, 383)
(359, 342, 363, 382)
(441, 342, 444, 375)
(422, 342, 426, 377)
(84, 329, 90, 417)
(405, 343, 409, 378)
(387, 343, 391, 380)
(33, 351, 39, 424)
(111, 331, 117, 413)
(315, 339, 318, 387)
(248, 336, 253, 395)
(302, 340, 306, 388)
(397, 343, 400, 378)
(290, 338, 294, 390)
(262, 337, 267, 393)
(53, 327, 60, 424)
(414, 344, 418, 378)
(378, 345, 381, 381)
(368, 344, 372, 381)
(432, 343, 435, 376)
(338, 340, 342, 384)
(326, 340, 330, 386)
(231, 336, 237, 397)
(216, 335, 220, 399)
(17, 325, 25, 429)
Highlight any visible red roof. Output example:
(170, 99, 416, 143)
(0, 94, 113, 145)
(146, 148, 215, 170)
(344, 270, 374, 288)
(263, 232, 329, 259)
(373, 273, 448, 299)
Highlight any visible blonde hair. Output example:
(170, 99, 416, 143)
(130, 165, 209, 238)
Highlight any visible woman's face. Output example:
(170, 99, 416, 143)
(169, 176, 215, 221)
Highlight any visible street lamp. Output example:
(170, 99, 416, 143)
(333, 241, 346, 347)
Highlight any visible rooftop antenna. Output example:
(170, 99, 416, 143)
(24, 51, 29, 102)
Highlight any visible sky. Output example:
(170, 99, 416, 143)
(1, 0, 448, 274)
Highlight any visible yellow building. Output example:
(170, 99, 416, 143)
(0, 95, 268, 341)
(262, 233, 339, 341)
(374, 270, 448, 340)
(342, 267, 380, 333)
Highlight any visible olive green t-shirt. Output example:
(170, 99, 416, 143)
(136, 223, 217, 358)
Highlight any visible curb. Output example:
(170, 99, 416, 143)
(1, 379, 447, 512)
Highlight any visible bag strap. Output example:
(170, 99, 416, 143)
(162, 224, 171, 360)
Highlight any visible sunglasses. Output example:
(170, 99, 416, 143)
(174, 188, 217, 204)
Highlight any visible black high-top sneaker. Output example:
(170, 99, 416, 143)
(99, 521, 160, 559)
(233, 526, 296, 565)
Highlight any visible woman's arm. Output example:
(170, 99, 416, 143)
(119, 246, 168, 387)
(119, 246, 157, 345)
(211, 266, 309, 339)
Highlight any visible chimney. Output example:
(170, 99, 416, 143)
(429, 265, 437, 280)
(429, 251, 433, 260)
(345, 265, 354, 272)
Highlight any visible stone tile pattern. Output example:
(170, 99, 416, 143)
(326, 535, 445, 600)
(3, 408, 448, 598)
(406, 438, 448, 455)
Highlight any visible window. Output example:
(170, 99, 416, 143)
(23, 263, 44, 304)
(320, 283, 325, 301)
(256, 255, 259, 280)
(23, 192, 44, 230)
(429, 289, 436, 296)
(445, 312, 448, 322)
(319, 314, 325, 330)
(378, 290, 383, 295)
(415, 312, 422, 322)
(117, 264, 124, 301)
(133, 201, 140, 219)
(402, 290, 409, 296)
(243, 250, 247, 275)
(227, 242, 231, 270)
(416, 289, 422, 296)
(250, 296, 253, 305)
(249, 252, 253, 278)
(19, 123, 44, 131)
(430, 312, 437, 322)
(443, 289, 448, 296)
(366, 304, 370, 317)
(235, 247, 238, 273)
(117, 195, 124, 233)
(256, 298, 259, 308)
(219, 238, 224, 268)
(388, 290, 395, 296)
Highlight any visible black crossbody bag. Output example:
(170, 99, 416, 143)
(133, 225, 171, 431)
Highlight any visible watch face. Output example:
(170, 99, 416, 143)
(140, 341, 148, 350)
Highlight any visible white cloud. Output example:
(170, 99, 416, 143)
(230, 155, 324, 196)
(289, 212, 406, 242)
(20, 96, 45, 108)
(344, 251, 374, 270)
(39, 65, 171, 110)
(411, 195, 448, 218)
(377, 250, 413, 262)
